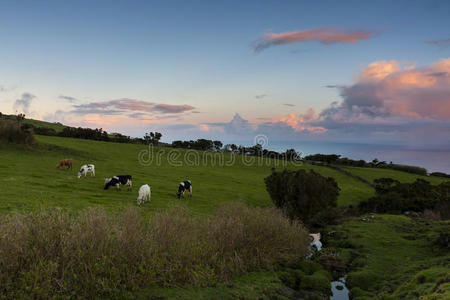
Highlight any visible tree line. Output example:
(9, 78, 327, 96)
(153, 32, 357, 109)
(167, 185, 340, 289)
(304, 153, 428, 176)
(171, 140, 301, 161)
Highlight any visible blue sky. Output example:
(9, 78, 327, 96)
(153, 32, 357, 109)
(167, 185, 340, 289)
(1, 0, 449, 147)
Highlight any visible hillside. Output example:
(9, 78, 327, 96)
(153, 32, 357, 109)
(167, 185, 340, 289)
(0, 114, 67, 132)
(1, 135, 447, 214)
(0, 135, 368, 214)
(0, 134, 449, 299)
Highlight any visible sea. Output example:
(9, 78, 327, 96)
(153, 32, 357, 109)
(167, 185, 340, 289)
(227, 140, 450, 174)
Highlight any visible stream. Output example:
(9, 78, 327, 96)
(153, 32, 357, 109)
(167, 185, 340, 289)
(309, 234, 350, 300)
(330, 276, 349, 300)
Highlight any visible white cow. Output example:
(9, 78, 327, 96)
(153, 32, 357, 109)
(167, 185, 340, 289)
(78, 164, 95, 178)
(137, 184, 151, 205)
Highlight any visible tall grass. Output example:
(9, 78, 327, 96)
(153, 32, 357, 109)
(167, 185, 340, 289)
(0, 204, 309, 298)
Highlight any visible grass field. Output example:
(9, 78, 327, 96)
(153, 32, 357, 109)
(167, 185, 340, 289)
(326, 214, 450, 299)
(0, 135, 377, 215)
(1, 134, 449, 299)
(0, 114, 67, 133)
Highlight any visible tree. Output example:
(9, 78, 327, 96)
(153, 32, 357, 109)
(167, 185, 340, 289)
(213, 140, 223, 151)
(144, 132, 163, 146)
(16, 113, 25, 125)
(264, 169, 339, 224)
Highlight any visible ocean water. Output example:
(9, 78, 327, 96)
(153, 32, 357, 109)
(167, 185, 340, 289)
(232, 140, 450, 174)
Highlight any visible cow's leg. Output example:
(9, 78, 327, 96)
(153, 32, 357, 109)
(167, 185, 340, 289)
(116, 183, 120, 191)
(189, 186, 193, 197)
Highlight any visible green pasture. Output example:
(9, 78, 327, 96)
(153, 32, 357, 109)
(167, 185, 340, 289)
(0, 135, 379, 215)
(342, 165, 447, 185)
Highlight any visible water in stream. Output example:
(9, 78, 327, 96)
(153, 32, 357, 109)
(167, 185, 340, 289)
(330, 276, 349, 300)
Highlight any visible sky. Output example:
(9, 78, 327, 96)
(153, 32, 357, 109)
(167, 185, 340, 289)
(1, 0, 450, 151)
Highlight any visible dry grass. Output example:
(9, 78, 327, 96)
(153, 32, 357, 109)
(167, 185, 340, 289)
(0, 204, 309, 298)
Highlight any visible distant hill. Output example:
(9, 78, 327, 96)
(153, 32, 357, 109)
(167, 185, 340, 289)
(0, 113, 67, 132)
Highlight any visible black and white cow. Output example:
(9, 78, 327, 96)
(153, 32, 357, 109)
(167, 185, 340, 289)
(177, 180, 192, 199)
(104, 175, 132, 191)
(78, 164, 95, 178)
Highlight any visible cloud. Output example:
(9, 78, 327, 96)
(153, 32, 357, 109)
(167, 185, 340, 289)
(0, 85, 16, 92)
(253, 27, 376, 53)
(334, 58, 450, 120)
(58, 95, 78, 103)
(283, 103, 296, 107)
(13, 93, 36, 114)
(265, 58, 450, 147)
(152, 104, 195, 114)
(72, 98, 195, 116)
(255, 94, 267, 99)
(268, 109, 327, 133)
(425, 38, 450, 49)
(225, 58, 450, 147)
(203, 113, 254, 135)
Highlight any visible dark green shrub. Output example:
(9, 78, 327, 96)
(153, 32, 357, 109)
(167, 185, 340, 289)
(295, 260, 323, 275)
(430, 172, 450, 178)
(278, 269, 305, 289)
(298, 270, 332, 294)
(387, 164, 427, 175)
(359, 178, 449, 214)
(347, 271, 380, 291)
(264, 169, 339, 225)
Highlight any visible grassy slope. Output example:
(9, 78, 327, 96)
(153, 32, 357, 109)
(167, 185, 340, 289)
(0, 114, 67, 133)
(342, 166, 447, 185)
(0, 135, 373, 215)
(22, 118, 67, 132)
(327, 214, 450, 300)
(1, 135, 449, 299)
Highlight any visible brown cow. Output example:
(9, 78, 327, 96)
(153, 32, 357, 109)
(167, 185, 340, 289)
(56, 158, 73, 170)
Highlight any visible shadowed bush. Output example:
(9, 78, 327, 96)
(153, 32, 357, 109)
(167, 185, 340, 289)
(0, 204, 309, 298)
(358, 178, 450, 216)
(264, 169, 339, 226)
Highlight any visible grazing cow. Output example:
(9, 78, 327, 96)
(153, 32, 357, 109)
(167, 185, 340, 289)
(77, 164, 95, 178)
(177, 180, 192, 199)
(56, 158, 73, 170)
(137, 184, 151, 205)
(104, 175, 132, 191)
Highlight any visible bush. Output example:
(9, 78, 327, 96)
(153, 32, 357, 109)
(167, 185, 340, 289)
(359, 178, 449, 214)
(0, 204, 309, 298)
(298, 270, 332, 294)
(0, 119, 34, 145)
(264, 169, 339, 225)
(387, 163, 427, 175)
(347, 271, 380, 291)
(430, 172, 450, 178)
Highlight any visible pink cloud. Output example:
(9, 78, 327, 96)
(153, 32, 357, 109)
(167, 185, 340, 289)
(254, 27, 376, 52)
(153, 104, 195, 114)
(272, 109, 327, 133)
(73, 98, 195, 115)
(345, 58, 450, 120)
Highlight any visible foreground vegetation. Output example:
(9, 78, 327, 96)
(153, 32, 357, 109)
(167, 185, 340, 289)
(1, 129, 449, 299)
(325, 214, 450, 299)
(0, 204, 309, 298)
